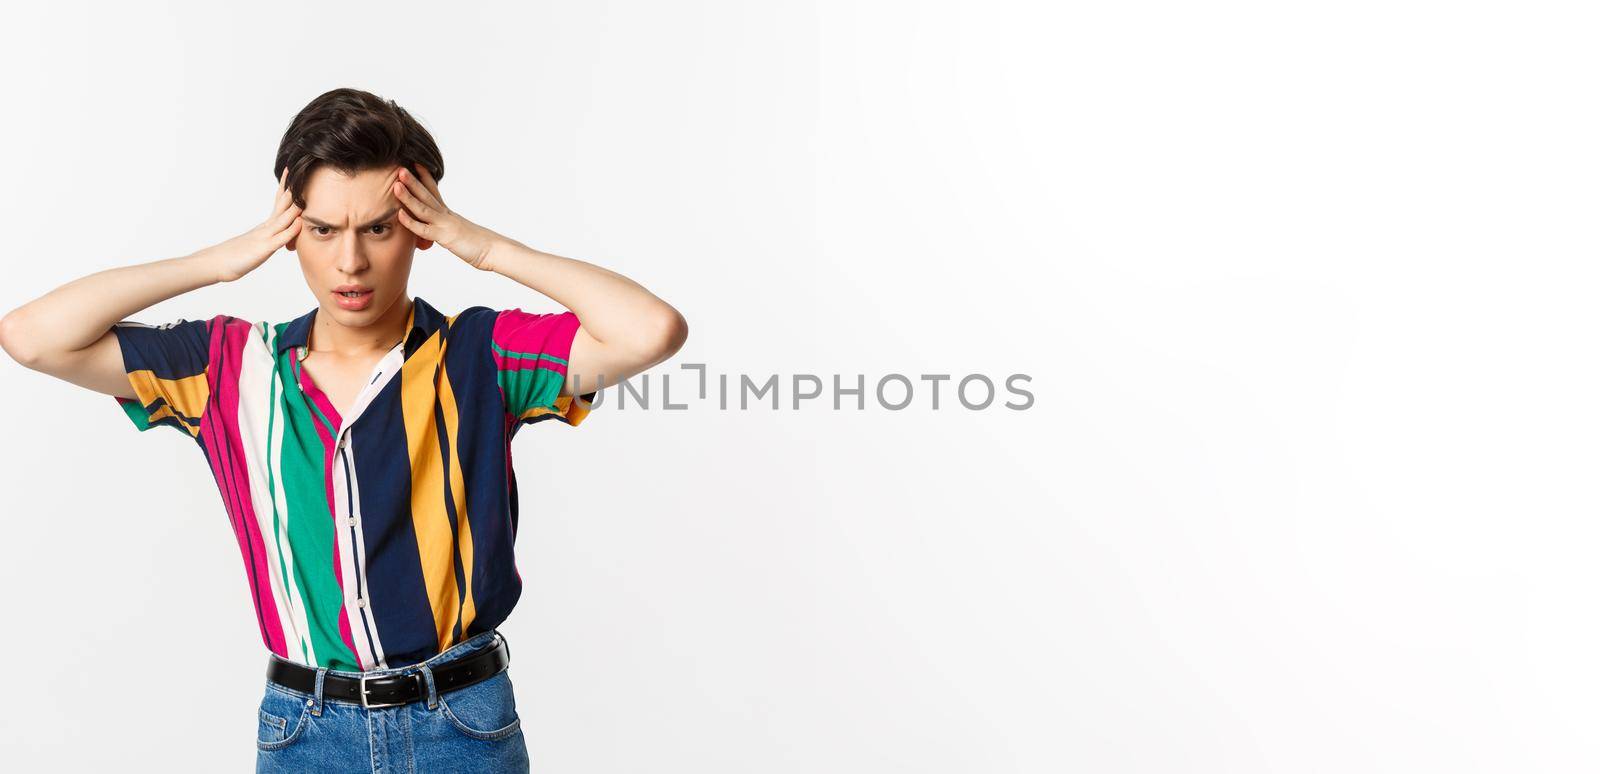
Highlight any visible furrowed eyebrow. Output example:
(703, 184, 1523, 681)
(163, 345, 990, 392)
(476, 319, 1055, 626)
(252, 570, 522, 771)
(303, 206, 400, 230)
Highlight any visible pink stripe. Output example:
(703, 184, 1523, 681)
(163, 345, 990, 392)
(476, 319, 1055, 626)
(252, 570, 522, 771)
(490, 309, 578, 377)
(295, 358, 344, 434)
(202, 317, 288, 658)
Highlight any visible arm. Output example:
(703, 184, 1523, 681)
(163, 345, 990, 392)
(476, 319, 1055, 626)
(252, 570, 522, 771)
(391, 164, 688, 399)
(0, 252, 220, 399)
(480, 238, 687, 398)
(0, 168, 303, 397)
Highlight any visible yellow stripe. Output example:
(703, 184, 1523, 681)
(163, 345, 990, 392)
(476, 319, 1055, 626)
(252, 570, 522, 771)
(516, 393, 592, 426)
(437, 355, 476, 638)
(128, 370, 209, 436)
(401, 322, 459, 650)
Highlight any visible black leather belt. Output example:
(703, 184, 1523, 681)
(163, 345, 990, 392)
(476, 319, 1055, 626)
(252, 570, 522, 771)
(266, 635, 511, 709)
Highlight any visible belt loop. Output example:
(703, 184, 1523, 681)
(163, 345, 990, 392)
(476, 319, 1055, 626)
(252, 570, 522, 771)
(418, 664, 439, 710)
(311, 667, 328, 716)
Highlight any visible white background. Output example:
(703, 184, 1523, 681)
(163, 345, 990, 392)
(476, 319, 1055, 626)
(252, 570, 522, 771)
(0, 1, 1592, 771)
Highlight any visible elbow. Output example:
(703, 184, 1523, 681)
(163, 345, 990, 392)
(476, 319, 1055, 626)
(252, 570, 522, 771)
(643, 308, 688, 363)
(0, 309, 41, 368)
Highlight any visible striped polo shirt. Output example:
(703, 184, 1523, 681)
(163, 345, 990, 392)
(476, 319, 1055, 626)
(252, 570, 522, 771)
(110, 295, 596, 671)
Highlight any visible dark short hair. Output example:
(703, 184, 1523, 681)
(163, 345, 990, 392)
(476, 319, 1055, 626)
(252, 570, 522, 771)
(274, 87, 443, 209)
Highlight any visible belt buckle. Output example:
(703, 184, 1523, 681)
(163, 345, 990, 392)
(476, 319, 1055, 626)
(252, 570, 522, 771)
(360, 673, 407, 709)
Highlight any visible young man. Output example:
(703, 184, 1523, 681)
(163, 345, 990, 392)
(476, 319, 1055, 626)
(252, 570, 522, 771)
(0, 88, 687, 771)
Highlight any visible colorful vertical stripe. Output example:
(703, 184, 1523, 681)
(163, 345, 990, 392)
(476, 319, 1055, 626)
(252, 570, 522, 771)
(110, 296, 595, 670)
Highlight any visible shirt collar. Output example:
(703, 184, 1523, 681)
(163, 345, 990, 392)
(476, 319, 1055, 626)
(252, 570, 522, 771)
(277, 294, 443, 358)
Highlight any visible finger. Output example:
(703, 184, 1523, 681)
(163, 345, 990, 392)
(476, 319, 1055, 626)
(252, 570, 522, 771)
(392, 177, 440, 221)
(397, 167, 443, 212)
(398, 166, 445, 211)
(396, 207, 433, 240)
(272, 216, 302, 246)
(269, 202, 301, 231)
(274, 169, 295, 215)
(413, 163, 445, 206)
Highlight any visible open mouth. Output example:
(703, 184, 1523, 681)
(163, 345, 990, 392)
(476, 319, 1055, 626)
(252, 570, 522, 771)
(333, 288, 375, 309)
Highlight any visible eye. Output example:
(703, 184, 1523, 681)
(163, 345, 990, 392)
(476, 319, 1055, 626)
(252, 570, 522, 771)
(370, 224, 390, 235)
(311, 226, 332, 236)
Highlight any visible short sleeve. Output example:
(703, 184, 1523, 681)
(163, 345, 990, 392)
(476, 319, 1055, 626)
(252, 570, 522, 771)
(110, 316, 216, 439)
(490, 308, 596, 428)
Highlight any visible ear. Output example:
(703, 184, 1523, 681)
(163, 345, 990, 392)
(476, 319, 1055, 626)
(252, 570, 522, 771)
(415, 235, 434, 250)
(287, 235, 298, 252)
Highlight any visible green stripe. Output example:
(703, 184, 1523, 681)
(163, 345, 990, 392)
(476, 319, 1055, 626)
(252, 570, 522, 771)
(496, 365, 568, 417)
(490, 339, 568, 366)
(274, 333, 359, 670)
(117, 396, 154, 430)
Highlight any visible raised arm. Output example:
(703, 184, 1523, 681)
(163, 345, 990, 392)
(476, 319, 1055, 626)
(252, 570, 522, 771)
(0, 168, 303, 397)
(390, 163, 688, 398)
(480, 238, 687, 399)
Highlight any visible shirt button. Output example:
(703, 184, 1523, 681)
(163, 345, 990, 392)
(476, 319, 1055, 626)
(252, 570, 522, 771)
(356, 598, 368, 609)
(346, 516, 357, 527)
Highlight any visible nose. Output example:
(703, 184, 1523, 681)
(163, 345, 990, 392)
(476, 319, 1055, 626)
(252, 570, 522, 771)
(335, 233, 370, 275)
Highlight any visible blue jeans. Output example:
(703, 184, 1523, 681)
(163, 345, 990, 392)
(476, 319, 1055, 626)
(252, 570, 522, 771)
(255, 630, 529, 773)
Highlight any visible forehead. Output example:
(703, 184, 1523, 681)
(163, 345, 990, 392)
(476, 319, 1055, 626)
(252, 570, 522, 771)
(302, 165, 401, 217)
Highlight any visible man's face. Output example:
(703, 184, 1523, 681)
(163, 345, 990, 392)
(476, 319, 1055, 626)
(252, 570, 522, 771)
(291, 164, 427, 329)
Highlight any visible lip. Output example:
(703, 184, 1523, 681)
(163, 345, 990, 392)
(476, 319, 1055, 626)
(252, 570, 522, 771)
(332, 286, 374, 311)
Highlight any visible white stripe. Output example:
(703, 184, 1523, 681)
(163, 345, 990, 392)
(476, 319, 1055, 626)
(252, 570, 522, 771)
(335, 431, 387, 669)
(237, 323, 314, 664)
(329, 430, 374, 668)
(264, 325, 316, 665)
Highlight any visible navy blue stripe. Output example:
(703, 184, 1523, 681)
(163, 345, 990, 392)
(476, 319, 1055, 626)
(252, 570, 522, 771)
(451, 307, 523, 637)
(349, 381, 438, 668)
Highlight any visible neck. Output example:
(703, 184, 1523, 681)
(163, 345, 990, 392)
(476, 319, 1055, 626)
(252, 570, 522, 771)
(310, 294, 413, 357)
